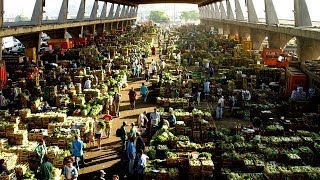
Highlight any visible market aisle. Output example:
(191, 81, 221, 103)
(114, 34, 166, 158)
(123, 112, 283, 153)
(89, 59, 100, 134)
(79, 43, 160, 177)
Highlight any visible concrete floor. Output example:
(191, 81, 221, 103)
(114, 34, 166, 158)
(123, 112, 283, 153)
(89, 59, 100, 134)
(78, 38, 250, 179)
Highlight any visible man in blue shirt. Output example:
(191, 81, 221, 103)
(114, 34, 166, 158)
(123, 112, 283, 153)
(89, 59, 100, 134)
(72, 135, 85, 170)
(127, 137, 136, 175)
(140, 83, 148, 102)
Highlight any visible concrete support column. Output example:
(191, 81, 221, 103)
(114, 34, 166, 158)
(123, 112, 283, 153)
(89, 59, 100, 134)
(31, 0, 44, 25)
(220, 2, 227, 19)
(77, 0, 85, 21)
(108, 3, 115, 19)
(265, 0, 279, 25)
(58, 0, 69, 23)
(235, 0, 244, 21)
(106, 23, 112, 33)
(80, 26, 84, 38)
(247, 0, 259, 23)
(294, 0, 312, 27)
(90, 0, 98, 19)
(226, 0, 234, 20)
(297, 38, 320, 61)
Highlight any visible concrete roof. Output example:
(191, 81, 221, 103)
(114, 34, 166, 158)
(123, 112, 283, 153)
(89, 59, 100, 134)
(102, 0, 219, 6)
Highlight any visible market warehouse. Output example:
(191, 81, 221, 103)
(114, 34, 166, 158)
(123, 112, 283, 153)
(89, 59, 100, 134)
(0, 0, 319, 179)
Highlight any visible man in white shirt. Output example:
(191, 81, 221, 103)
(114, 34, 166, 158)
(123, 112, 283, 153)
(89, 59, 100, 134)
(137, 111, 148, 129)
(151, 59, 157, 75)
(83, 78, 92, 89)
(160, 60, 165, 72)
(216, 96, 225, 119)
(150, 109, 160, 133)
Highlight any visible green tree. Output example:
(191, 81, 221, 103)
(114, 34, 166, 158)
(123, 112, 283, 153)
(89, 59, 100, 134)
(14, 15, 30, 22)
(180, 10, 199, 22)
(148, 10, 170, 23)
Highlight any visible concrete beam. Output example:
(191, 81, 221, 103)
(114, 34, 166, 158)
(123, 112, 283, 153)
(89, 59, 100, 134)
(247, 0, 259, 23)
(235, 0, 244, 21)
(226, 0, 234, 20)
(67, 27, 82, 38)
(265, 0, 279, 25)
(219, 2, 227, 20)
(44, 29, 67, 39)
(90, 0, 99, 20)
(294, 0, 312, 27)
(100, 1, 107, 19)
(297, 38, 320, 61)
(0, 0, 3, 60)
(77, 0, 85, 21)
(0, 17, 136, 38)
(31, 0, 44, 25)
(58, 0, 68, 23)
(108, 3, 115, 19)
(267, 32, 292, 49)
(250, 28, 268, 50)
(199, 19, 320, 41)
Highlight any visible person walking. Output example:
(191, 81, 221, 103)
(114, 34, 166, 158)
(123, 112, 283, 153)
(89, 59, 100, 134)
(113, 92, 121, 117)
(71, 135, 85, 170)
(216, 96, 225, 119)
(128, 87, 137, 110)
(229, 94, 235, 113)
(120, 121, 127, 152)
(137, 111, 148, 132)
(128, 123, 137, 140)
(127, 137, 136, 175)
(144, 67, 150, 82)
(39, 155, 53, 180)
(94, 118, 103, 150)
(63, 160, 78, 180)
(103, 110, 113, 138)
(140, 83, 148, 102)
(135, 132, 145, 152)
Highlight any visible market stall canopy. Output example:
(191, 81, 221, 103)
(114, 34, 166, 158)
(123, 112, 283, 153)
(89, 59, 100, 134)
(103, 0, 220, 6)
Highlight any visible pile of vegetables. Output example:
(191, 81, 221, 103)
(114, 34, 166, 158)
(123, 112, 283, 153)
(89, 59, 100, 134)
(151, 128, 175, 144)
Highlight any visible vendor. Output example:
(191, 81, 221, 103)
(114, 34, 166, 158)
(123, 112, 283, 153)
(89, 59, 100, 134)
(35, 139, 47, 164)
(0, 92, 8, 108)
(168, 111, 176, 127)
(150, 108, 160, 134)
(203, 79, 210, 94)
(83, 77, 92, 89)
(0, 159, 9, 175)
